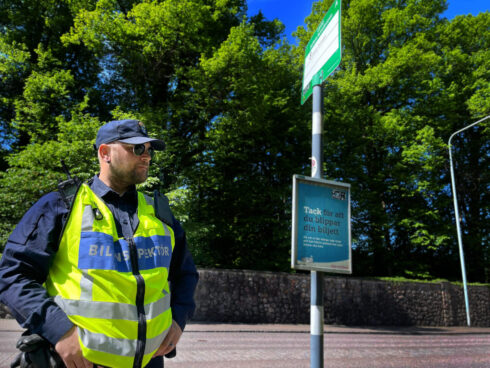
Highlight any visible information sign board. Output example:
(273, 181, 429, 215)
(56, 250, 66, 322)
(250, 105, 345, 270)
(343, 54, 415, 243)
(291, 175, 352, 273)
(301, 0, 341, 104)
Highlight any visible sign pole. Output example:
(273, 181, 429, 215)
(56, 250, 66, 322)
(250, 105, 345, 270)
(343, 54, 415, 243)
(311, 84, 324, 368)
(298, 2, 342, 366)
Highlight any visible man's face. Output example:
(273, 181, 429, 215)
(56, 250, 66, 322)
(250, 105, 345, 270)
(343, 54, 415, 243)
(107, 142, 152, 187)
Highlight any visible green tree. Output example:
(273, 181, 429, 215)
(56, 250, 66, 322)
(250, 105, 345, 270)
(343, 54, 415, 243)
(434, 13, 490, 281)
(294, 0, 489, 281)
(0, 0, 105, 147)
(180, 22, 309, 269)
(1, 0, 487, 282)
(0, 0, 105, 244)
(0, 0, 308, 273)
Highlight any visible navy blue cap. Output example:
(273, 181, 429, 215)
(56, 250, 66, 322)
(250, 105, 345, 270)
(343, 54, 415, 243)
(95, 119, 165, 150)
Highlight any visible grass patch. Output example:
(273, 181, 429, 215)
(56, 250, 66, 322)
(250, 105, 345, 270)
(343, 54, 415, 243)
(374, 276, 489, 287)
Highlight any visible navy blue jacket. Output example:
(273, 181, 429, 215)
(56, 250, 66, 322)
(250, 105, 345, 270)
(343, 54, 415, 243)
(0, 175, 198, 346)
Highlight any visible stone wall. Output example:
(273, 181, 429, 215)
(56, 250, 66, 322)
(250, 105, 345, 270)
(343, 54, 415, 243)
(193, 269, 490, 327)
(2, 268, 489, 326)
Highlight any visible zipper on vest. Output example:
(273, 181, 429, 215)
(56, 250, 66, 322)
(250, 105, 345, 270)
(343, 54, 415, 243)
(127, 236, 147, 368)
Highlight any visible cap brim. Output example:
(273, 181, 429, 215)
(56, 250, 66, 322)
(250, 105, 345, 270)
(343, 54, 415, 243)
(119, 137, 166, 150)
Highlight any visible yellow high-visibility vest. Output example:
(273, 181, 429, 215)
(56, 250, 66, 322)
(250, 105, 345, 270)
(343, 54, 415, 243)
(45, 183, 175, 368)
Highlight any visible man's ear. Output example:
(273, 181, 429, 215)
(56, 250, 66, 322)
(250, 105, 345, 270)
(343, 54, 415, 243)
(99, 144, 111, 163)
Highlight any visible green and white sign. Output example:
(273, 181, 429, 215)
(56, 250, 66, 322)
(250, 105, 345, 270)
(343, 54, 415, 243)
(301, 0, 342, 105)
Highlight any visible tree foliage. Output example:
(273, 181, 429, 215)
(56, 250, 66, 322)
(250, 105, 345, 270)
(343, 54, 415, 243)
(0, 0, 488, 281)
(0, 0, 310, 271)
(295, 0, 489, 281)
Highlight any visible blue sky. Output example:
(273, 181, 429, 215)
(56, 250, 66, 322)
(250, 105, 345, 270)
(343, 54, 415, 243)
(246, 0, 490, 45)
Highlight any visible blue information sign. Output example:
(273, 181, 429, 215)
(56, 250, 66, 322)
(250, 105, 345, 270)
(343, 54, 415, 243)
(291, 175, 352, 273)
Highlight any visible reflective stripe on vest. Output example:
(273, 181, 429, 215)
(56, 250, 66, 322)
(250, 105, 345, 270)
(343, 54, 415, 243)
(54, 293, 171, 321)
(45, 184, 175, 368)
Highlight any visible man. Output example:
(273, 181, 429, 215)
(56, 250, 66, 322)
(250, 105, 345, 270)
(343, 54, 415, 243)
(0, 119, 199, 368)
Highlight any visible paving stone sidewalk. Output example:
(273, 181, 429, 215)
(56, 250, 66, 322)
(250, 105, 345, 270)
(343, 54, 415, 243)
(1, 319, 489, 368)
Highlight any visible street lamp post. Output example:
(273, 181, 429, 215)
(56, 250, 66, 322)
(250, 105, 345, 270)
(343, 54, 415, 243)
(448, 115, 490, 327)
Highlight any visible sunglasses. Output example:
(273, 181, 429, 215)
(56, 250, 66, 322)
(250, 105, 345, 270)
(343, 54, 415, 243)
(118, 142, 155, 159)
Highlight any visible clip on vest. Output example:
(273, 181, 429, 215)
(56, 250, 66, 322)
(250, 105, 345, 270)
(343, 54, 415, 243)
(93, 207, 103, 220)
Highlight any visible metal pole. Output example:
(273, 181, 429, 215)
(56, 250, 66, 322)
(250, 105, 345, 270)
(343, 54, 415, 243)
(311, 84, 324, 368)
(312, 85, 323, 180)
(448, 114, 490, 327)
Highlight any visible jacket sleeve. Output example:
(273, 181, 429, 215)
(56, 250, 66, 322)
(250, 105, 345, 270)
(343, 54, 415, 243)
(168, 217, 199, 331)
(0, 192, 74, 345)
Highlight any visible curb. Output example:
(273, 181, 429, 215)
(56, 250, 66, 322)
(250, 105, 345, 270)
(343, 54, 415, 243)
(2, 319, 490, 335)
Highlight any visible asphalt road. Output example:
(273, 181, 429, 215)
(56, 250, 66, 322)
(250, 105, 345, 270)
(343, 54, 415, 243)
(1, 320, 489, 368)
